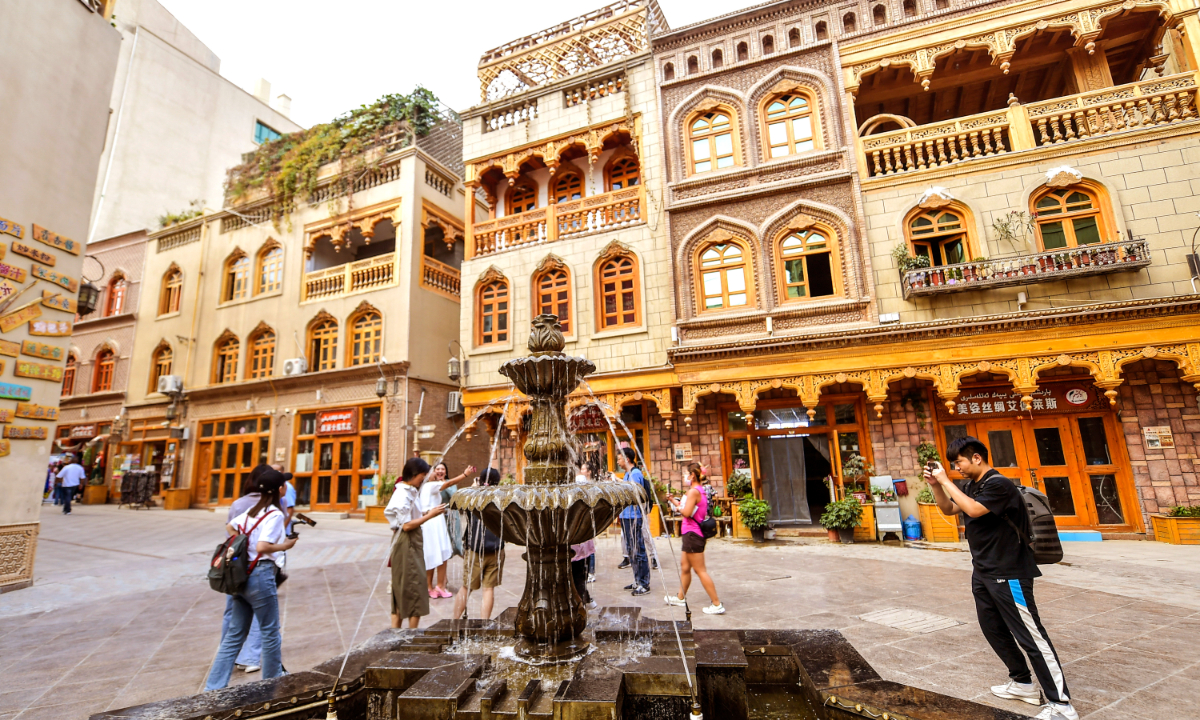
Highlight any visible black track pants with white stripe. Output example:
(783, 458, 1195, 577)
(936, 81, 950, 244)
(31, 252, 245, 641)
(972, 572, 1071, 705)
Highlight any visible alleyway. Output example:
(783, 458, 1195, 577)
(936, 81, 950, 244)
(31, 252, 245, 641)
(1, 504, 1197, 719)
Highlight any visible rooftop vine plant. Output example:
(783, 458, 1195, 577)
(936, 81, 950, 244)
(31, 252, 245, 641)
(224, 87, 444, 227)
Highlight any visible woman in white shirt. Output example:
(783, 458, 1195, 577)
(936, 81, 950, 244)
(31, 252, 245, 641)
(205, 470, 295, 690)
(385, 458, 448, 628)
(419, 461, 475, 599)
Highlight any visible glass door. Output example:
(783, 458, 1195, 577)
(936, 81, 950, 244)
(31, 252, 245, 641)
(311, 437, 359, 511)
(1070, 415, 1128, 526)
(1026, 418, 1090, 526)
(973, 420, 1029, 486)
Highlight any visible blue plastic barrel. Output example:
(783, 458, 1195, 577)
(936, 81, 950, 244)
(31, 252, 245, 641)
(903, 514, 922, 540)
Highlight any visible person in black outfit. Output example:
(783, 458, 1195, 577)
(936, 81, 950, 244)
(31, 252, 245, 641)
(452, 468, 505, 620)
(924, 437, 1077, 720)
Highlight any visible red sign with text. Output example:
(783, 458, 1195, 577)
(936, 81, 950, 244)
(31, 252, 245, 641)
(317, 408, 358, 436)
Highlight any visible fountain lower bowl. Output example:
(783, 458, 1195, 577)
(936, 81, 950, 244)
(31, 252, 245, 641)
(450, 482, 645, 547)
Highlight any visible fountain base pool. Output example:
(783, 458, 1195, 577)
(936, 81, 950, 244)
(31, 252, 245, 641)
(90, 606, 1031, 720)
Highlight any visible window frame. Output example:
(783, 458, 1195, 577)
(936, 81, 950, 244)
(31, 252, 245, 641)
(347, 311, 382, 366)
(247, 328, 276, 379)
(223, 253, 251, 302)
(905, 205, 975, 267)
(308, 318, 339, 372)
(775, 224, 842, 303)
(213, 335, 240, 385)
(761, 91, 821, 160)
(105, 275, 127, 317)
(596, 252, 642, 331)
(93, 348, 116, 392)
(62, 354, 77, 397)
(604, 153, 641, 191)
(476, 279, 511, 346)
(160, 267, 182, 316)
(151, 344, 173, 393)
(506, 178, 538, 215)
(686, 108, 740, 176)
(550, 170, 584, 204)
(533, 266, 572, 335)
(695, 238, 755, 313)
(1032, 183, 1111, 251)
(256, 245, 284, 296)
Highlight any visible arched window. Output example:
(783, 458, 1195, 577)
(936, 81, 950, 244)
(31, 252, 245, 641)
(93, 349, 115, 392)
(348, 311, 382, 366)
(663, 62, 675, 81)
(1033, 186, 1106, 250)
(788, 28, 801, 47)
(765, 93, 816, 158)
(687, 55, 699, 75)
(534, 267, 571, 334)
(506, 179, 537, 215)
(711, 49, 723, 69)
(873, 4, 887, 25)
(160, 268, 182, 315)
(903, 0, 917, 17)
(597, 253, 640, 329)
(213, 336, 239, 384)
(247, 328, 275, 379)
(62, 354, 76, 397)
(698, 241, 751, 310)
(815, 21, 828, 40)
(223, 253, 250, 302)
(551, 170, 583, 203)
(778, 228, 837, 301)
(105, 276, 126, 316)
(256, 246, 283, 295)
(151, 345, 173, 392)
(605, 155, 641, 190)
(737, 42, 749, 61)
(308, 318, 338, 371)
(688, 111, 736, 174)
(762, 35, 775, 54)
(844, 13, 856, 33)
(935, 0, 949, 8)
(907, 207, 971, 266)
(477, 280, 510, 345)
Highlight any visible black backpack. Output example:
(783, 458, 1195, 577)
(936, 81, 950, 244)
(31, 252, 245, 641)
(1002, 485, 1064, 565)
(208, 510, 274, 594)
(695, 490, 718, 539)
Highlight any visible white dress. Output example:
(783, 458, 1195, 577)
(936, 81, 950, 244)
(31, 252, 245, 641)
(419, 480, 453, 571)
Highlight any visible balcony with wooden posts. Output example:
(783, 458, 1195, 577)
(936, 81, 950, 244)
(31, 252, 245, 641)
(421, 256, 461, 298)
(471, 186, 645, 257)
(303, 253, 397, 302)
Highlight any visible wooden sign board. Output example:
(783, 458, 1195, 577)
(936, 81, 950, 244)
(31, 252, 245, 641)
(28, 319, 70, 336)
(0, 243, 5, 260)
(16, 402, 58, 421)
(0, 439, 9, 457)
(0, 301, 40, 333)
(30, 224, 81, 255)
(0, 217, 23, 239)
(0, 263, 26, 283)
(0, 280, 17, 301)
(317, 408, 359, 436)
(0, 382, 32, 401)
(12, 241, 55, 266)
(4, 425, 48, 440)
(21, 340, 63, 361)
(0, 409, 12, 423)
(16, 360, 64, 382)
(41, 291, 76, 313)
(31, 264, 77, 292)
(0, 339, 18, 357)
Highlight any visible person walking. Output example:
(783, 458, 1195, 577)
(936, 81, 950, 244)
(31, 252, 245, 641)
(385, 457, 446, 629)
(615, 448, 651, 596)
(665, 463, 724, 615)
(575, 461, 597, 583)
(204, 470, 295, 690)
(452, 468, 505, 620)
(924, 437, 1077, 720)
(419, 461, 476, 599)
(56, 456, 86, 515)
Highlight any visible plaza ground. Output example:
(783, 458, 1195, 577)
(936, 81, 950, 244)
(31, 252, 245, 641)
(1, 504, 1198, 720)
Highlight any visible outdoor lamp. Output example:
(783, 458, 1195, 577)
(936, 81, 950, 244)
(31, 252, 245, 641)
(77, 281, 101, 316)
(448, 355, 461, 382)
(375, 376, 388, 398)
(165, 403, 178, 422)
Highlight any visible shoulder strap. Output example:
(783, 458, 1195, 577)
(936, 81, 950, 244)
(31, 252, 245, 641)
(241, 509, 276, 572)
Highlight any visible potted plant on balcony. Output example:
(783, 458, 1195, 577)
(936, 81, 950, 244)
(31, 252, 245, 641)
(738, 497, 772, 543)
(1150, 504, 1200, 544)
(821, 498, 864, 544)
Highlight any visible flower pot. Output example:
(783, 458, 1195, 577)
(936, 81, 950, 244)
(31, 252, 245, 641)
(837, 528, 855, 544)
(827, 528, 839, 541)
(83, 485, 108, 505)
(751, 527, 766, 543)
(365, 505, 388, 524)
(854, 504, 876, 541)
(1150, 514, 1200, 544)
(918, 502, 959, 542)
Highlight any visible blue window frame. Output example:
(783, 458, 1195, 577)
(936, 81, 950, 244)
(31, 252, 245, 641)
(254, 121, 281, 145)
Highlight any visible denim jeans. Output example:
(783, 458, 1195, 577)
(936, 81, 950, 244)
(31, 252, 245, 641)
(205, 562, 282, 690)
(220, 597, 263, 666)
(58, 486, 74, 513)
(620, 517, 650, 589)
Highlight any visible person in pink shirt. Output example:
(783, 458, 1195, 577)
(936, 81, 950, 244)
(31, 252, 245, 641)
(665, 463, 724, 615)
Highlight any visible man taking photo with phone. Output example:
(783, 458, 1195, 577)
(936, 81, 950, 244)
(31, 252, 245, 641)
(924, 436, 1076, 720)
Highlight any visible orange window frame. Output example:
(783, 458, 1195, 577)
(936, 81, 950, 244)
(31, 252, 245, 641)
(151, 346, 173, 392)
(777, 227, 840, 302)
(308, 320, 338, 371)
(247, 330, 276, 379)
(257, 247, 283, 295)
(213, 338, 240, 384)
(477, 280, 510, 345)
(161, 269, 182, 315)
(93, 350, 115, 392)
(688, 111, 738, 174)
(551, 172, 583, 203)
(106, 277, 126, 316)
(348, 312, 382, 366)
(906, 207, 972, 266)
(62, 356, 77, 397)
(1032, 185, 1110, 251)
(696, 241, 753, 311)
(224, 255, 250, 301)
(534, 269, 571, 334)
(596, 254, 641, 329)
(507, 180, 538, 215)
(605, 155, 641, 191)
(763, 93, 818, 159)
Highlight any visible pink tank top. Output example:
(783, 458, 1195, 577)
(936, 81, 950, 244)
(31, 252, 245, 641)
(682, 487, 707, 537)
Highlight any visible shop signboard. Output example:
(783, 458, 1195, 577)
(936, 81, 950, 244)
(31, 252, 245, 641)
(71, 424, 97, 439)
(0, 382, 32, 401)
(30, 224, 81, 255)
(317, 408, 358, 436)
(30, 264, 78, 293)
(936, 383, 1105, 420)
(4, 426, 48, 440)
(0, 300, 40, 332)
(568, 403, 609, 433)
(15, 402, 58, 421)
(0, 339, 18, 357)
(41, 291, 75, 313)
(28, 319, 71, 336)
(16, 359, 64, 382)
(0, 409, 12, 423)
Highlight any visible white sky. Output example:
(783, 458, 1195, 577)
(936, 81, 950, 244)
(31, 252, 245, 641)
(156, 0, 765, 128)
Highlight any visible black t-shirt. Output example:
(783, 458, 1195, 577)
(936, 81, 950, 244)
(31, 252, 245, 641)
(956, 469, 1040, 579)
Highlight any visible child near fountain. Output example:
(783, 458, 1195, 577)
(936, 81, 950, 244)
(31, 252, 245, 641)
(386, 458, 447, 629)
(419, 461, 476, 599)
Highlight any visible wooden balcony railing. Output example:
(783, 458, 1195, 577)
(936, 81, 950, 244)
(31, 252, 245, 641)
(421, 256, 461, 298)
(901, 239, 1151, 300)
(302, 252, 397, 302)
(470, 186, 645, 257)
(861, 72, 1199, 179)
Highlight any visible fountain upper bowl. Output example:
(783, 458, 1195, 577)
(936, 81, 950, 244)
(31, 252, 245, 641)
(499, 354, 597, 397)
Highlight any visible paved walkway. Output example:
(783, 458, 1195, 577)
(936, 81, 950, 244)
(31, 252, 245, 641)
(1, 503, 1198, 719)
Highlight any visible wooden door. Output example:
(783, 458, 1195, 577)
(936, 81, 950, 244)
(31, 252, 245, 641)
(1025, 417, 1092, 526)
(973, 420, 1029, 485)
(197, 444, 214, 506)
(311, 437, 359, 510)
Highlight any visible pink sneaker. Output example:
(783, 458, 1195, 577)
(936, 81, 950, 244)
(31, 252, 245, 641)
(437, 587, 453, 599)
(428, 589, 439, 599)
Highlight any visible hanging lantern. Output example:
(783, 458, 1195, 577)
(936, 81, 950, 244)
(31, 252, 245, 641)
(77, 281, 101, 316)
(375, 377, 388, 398)
(448, 356, 461, 382)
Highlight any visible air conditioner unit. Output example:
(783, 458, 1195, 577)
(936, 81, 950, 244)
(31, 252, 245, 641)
(282, 358, 308, 376)
(157, 375, 183, 395)
(446, 391, 464, 416)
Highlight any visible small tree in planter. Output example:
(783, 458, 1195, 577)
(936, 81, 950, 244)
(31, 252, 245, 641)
(738, 497, 772, 542)
(820, 498, 863, 544)
(726, 469, 753, 499)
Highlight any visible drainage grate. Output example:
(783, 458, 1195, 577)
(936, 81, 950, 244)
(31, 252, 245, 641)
(857, 608, 963, 634)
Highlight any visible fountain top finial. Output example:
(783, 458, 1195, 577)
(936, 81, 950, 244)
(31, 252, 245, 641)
(528, 313, 566, 355)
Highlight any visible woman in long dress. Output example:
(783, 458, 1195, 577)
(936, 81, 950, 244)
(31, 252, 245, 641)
(384, 457, 446, 629)
(420, 461, 475, 598)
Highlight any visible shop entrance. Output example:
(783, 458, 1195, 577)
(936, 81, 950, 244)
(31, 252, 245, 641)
(195, 416, 271, 506)
(293, 404, 382, 511)
(940, 381, 1135, 530)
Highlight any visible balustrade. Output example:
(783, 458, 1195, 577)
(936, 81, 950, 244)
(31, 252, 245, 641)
(421, 257, 462, 297)
(470, 186, 645, 258)
(863, 110, 1012, 177)
(302, 252, 396, 302)
(1027, 72, 1197, 146)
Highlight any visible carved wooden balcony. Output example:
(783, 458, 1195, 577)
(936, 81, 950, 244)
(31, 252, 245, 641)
(470, 186, 645, 258)
(900, 239, 1151, 300)
(302, 253, 397, 303)
(421, 257, 461, 299)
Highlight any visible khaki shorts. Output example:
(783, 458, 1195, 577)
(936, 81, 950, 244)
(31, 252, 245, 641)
(465, 549, 503, 590)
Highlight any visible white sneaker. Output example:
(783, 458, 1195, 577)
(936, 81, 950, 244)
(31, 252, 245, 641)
(244, 665, 261, 673)
(991, 680, 1040, 705)
(586, 573, 596, 583)
(702, 603, 725, 615)
(1034, 703, 1079, 720)
(665, 595, 686, 607)
(585, 600, 597, 609)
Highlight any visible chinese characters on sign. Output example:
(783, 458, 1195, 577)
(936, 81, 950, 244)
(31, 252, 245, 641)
(30, 224, 81, 255)
(30, 264, 78, 292)
(28, 319, 71, 336)
(0, 263, 27, 283)
(0, 409, 13, 423)
(0, 217, 24, 239)
(4, 426, 48, 440)
(16, 360, 64, 382)
(20, 340, 63, 361)
(568, 404, 609, 433)
(0, 382, 33, 401)
(0, 340, 16, 357)
(15, 403, 58, 421)
(0, 301, 41, 333)
(41, 291, 76, 313)
(316, 409, 358, 436)
(948, 386, 1091, 417)
(11, 242, 55, 266)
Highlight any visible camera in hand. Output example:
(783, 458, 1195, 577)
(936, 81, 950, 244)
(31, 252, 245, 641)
(286, 511, 318, 540)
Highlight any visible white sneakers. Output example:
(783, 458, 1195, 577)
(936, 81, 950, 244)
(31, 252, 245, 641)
(665, 595, 686, 607)
(586, 573, 596, 583)
(991, 680, 1040, 705)
(701, 603, 726, 615)
(244, 665, 261, 673)
(1034, 703, 1079, 720)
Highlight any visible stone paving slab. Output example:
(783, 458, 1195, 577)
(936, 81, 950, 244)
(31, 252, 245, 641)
(0, 503, 1197, 719)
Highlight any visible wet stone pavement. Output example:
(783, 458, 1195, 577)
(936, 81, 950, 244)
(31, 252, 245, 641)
(1, 504, 1198, 720)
